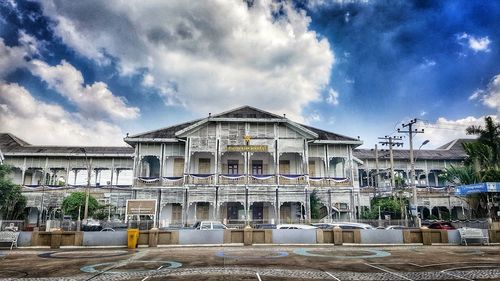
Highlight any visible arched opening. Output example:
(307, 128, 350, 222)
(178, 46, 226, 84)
(140, 156, 160, 178)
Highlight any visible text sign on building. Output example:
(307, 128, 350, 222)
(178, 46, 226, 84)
(126, 199, 157, 216)
(226, 145, 268, 152)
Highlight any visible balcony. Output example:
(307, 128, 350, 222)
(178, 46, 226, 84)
(135, 177, 161, 187)
(278, 174, 306, 185)
(308, 177, 352, 187)
(249, 174, 276, 185)
(187, 174, 215, 185)
(135, 176, 184, 187)
(162, 176, 184, 187)
(219, 174, 246, 185)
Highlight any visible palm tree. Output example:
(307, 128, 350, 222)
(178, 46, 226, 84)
(466, 116, 500, 168)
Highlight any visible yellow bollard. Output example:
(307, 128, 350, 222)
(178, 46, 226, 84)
(127, 229, 139, 249)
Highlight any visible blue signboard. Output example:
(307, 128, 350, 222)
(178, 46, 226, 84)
(455, 182, 500, 196)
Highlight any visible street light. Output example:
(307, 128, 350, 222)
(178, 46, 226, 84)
(80, 148, 91, 224)
(411, 140, 430, 227)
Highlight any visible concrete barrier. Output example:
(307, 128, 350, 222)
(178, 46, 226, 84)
(17, 231, 32, 247)
(178, 230, 224, 245)
(360, 229, 403, 244)
(83, 231, 127, 246)
(18, 228, 497, 247)
(272, 229, 316, 244)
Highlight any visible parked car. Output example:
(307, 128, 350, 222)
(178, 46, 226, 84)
(193, 221, 227, 230)
(100, 228, 115, 232)
(82, 219, 102, 231)
(385, 225, 409, 230)
(311, 222, 374, 230)
(427, 221, 456, 230)
(276, 224, 317, 229)
(254, 223, 277, 229)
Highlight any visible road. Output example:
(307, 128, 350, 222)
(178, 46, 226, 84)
(1, 245, 500, 280)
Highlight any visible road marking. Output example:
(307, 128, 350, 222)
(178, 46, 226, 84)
(141, 265, 165, 281)
(255, 272, 262, 281)
(441, 266, 500, 281)
(440, 270, 474, 281)
(364, 263, 414, 281)
(324, 271, 341, 281)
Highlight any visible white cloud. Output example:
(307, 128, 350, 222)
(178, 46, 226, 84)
(0, 82, 126, 146)
(39, 0, 334, 121)
(416, 116, 498, 148)
(0, 38, 28, 78)
(326, 88, 339, 105)
(457, 33, 491, 53)
(28, 59, 140, 120)
(468, 74, 500, 115)
(305, 112, 321, 124)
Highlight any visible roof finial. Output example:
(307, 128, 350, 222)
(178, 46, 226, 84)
(283, 113, 286, 118)
(208, 112, 211, 117)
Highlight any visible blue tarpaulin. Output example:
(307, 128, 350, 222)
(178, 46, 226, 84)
(455, 182, 500, 196)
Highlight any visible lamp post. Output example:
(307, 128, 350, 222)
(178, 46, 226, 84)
(410, 139, 429, 227)
(80, 148, 91, 223)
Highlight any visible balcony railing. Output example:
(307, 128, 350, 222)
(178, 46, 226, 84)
(309, 177, 352, 187)
(278, 174, 306, 185)
(249, 174, 276, 185)
(187, 174, 215, 185)
(135, 176, 184, 187)
(162, 176, 184, 187)
(136, 177, 162, 187)
(218, 174, 246, 185)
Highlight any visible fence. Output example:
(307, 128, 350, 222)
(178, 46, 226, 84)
(13, 227, 500, 249)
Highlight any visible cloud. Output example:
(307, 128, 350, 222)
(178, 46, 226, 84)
(28, 59, 140, 120)
(305, 112, 321, 124)
(326, 88, 339, 105)
(0, 82, 126, 146)
(468, 74, 500, 115)
(0, 38, 28, 78)
(416, 116, 497, 148)
(39, 0, 334, 121)
(457, 33, 491, 52)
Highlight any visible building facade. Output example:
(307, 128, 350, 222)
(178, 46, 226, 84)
(1, 106, 474, 226)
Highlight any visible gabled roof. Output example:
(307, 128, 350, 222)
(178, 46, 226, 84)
(0, 133, 133, 156)
(353, 138, 471, 161)
(211, 105, 285, 119)
(301, 124, 360, 142)
(436, 138, 476, 150)
(126, 106, 360, 143)
(127, 119, 202, 139)
(0, 133, 31, 149)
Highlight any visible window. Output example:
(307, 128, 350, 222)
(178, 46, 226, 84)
(198, 158, 210, 174)
(252, 160, 263, 175)
(228, 160, 239, 175)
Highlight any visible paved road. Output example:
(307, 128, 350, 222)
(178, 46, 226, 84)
(1, 245, 500, 280)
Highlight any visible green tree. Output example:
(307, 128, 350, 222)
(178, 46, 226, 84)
(0, 164, 27, 220)
(362, 197, 405, 219)
(309, 190, 322, 220)
(61, 192, 100, 220)
(466, 116, 500, 168)
(441, 165, 480, 185)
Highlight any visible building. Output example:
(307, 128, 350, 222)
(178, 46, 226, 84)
(0, 106, 474, 226)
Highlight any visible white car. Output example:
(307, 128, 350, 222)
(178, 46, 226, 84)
(276, 224, 318, 229)
(193, 221, 227, 230)
(311, 222, 374, 230)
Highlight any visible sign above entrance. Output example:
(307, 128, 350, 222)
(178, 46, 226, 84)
(126, 199, 157, 216)
(226, 145, 268, 152)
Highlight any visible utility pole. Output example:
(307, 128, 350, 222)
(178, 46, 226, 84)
(374, 144, 379, 195)
(81, 148, 91, 223)
(398, 118, 424, 227)
(378, 136, 403, 193)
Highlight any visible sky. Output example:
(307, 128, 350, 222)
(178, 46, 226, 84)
(0, 0, 499, 149)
